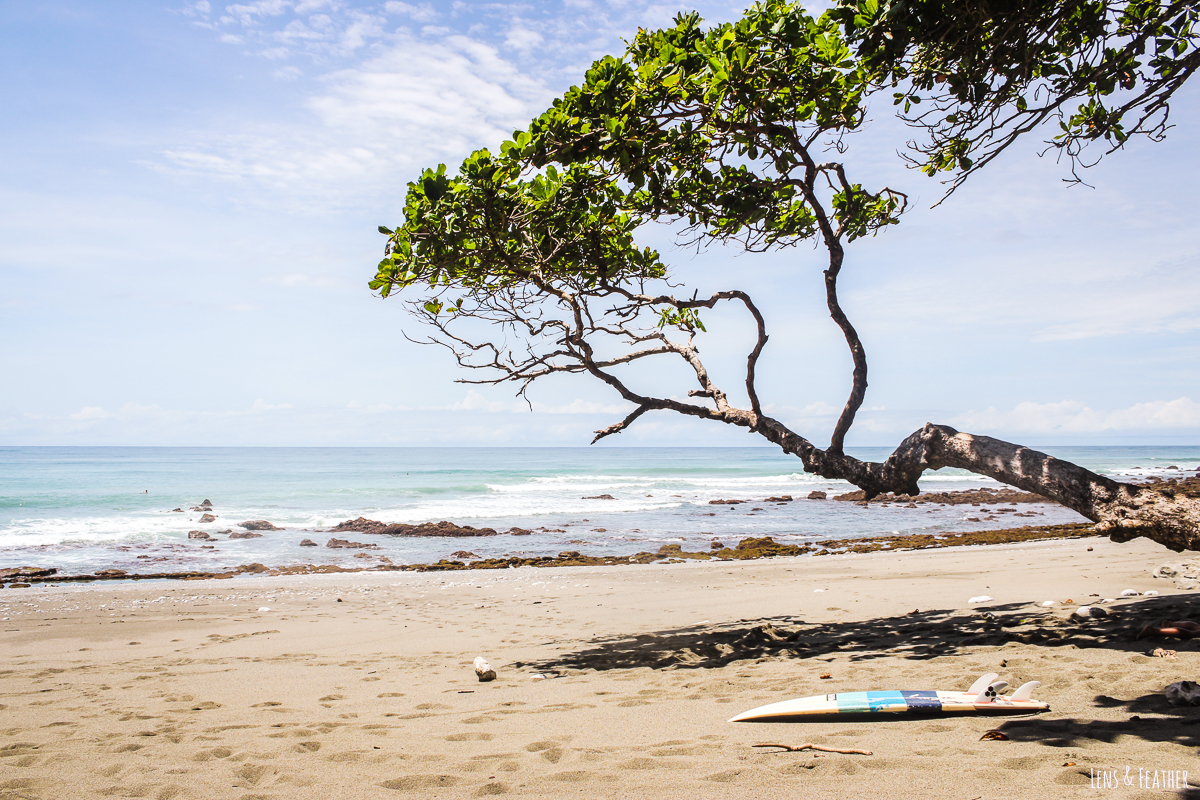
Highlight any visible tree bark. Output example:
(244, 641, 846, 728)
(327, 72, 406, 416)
(751, 418, 1200, 552)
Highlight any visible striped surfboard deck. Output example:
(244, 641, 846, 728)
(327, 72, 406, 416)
(729, 675, 1049, 722)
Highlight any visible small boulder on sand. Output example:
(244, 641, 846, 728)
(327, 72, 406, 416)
(474, 656, 497, 682)
(1166, 681, 1200, 706)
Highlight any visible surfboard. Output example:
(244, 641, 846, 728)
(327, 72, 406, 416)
(728, 674, 1049, 722)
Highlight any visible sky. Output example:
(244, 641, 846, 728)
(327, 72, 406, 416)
(2, 0, 1199, 448)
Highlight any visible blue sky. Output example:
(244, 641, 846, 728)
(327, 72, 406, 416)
(2, 0, 1199, 447)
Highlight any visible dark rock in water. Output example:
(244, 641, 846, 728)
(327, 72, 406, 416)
(835, 486, 1052, 505)
(583, 494, 616, 500)
(807, 491, 827, 500)
(507, 527, 533, 536)
(188, 530, 213, 540)
(328, 517, 499, 537)
(201, 499, 213, 507)
(217, 529, 232, 534)
(709, 499, 744, 505)
(198, 513, 217, 523)
(765, 495, 793, 502)
(326, 537, 379, 549)
(299, 539, 318, 547)
(0, 566, 57, 580)
(170, 508, 184, 513)
(239, 520, 282, 531)
(229, 531, 263, 540)
(450, 551, 480, 559)
(1166, 681, 1200, 706)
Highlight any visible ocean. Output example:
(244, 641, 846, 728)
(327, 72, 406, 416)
(2, 445, 1197, 576)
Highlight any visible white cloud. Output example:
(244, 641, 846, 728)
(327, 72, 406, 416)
(952, 397, 1200, 434)
(385, 1, 438, 22)
(69, 406, 113, 421)
(504, 25, 543, 52)
(152, 31, 549, 210)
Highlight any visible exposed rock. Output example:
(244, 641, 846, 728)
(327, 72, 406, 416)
(834, 487, 1052, 505)
(0, 567, 57, 580)
(1151, 559, 1200, 590)
(198, 513, 217, 523)
(807, 491, 827, 500)
(299, 539, 318, 547)
(201, 499, 212, 507)
(765, 495, 793, 502)
(507, 527, 533, 536)
(582, 494, 616, 500)
(328, 517, 499, 537)
(170, 508, 183, 513)
(352, 552, 376, 559)
(326, 537, 379, 549)
(228, 531, 264, 540)
(708, 499, 744, 505)
(188, 530, 213, 540)
(474, 656, 497, 682)
(95, 569, 126, 577)
(239, 520, 282, 531)
(711, 537, 810, 559)
(451, 551, 480, 559)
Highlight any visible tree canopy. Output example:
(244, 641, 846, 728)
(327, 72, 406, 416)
(372, 0, 1200, 551)
(834, 0, 1200, 189)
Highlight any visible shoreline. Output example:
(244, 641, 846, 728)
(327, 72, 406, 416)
(0, 521, 1098, 588)
(2, 535, 1197, 798)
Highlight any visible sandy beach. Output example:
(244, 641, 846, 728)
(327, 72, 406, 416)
(2, 536, 1197, 799)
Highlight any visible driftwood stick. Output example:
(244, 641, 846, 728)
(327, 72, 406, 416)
(753, 742, 873, 756)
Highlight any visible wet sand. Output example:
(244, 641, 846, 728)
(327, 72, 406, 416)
(1, 536, 1197, 798)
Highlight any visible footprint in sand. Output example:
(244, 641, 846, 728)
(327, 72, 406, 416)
(380, 774, 460, 791)
(525, 741, 565, 763)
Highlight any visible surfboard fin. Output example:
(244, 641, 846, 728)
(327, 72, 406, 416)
(968, 673, 999, 695)
(1010, 681, 1041, 702)
(974, 680, 1008, 704)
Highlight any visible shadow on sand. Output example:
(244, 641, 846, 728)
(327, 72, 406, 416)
(515, 593, 1200, 772)
(521, 594, 1200, 673)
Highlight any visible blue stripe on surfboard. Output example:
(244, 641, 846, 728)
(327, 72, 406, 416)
(832, 691, 943, 714)
(900, 690, 942, 711)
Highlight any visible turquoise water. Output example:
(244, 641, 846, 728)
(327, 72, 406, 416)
(1, 446, 1197, 574)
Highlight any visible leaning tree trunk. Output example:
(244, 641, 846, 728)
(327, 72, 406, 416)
(752, 419, 1200, 552)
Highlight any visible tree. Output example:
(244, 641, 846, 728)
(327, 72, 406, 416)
(372, 1, 1200, 551)
(833, 0, 1200, 193)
